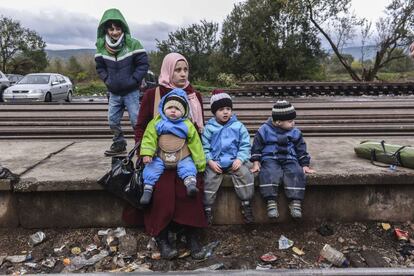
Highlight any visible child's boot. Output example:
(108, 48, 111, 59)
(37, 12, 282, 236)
(184, 176, 198, 197)
(140, 185, 153, 205)
(204, 207, 213, 225)
(266, 199, 279, 218)
(289, 200, 302, 218)
(241, 201, 254, 224)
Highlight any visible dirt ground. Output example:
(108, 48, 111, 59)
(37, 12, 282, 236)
(0, 221, 413, 274)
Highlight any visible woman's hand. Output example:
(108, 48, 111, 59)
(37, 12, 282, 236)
(143, 156, 153, 164)
(250, 161, 260, 173)
(208, 160, 222, 174)
(303, 166, 315, 174)
(232, 159, 242, 171)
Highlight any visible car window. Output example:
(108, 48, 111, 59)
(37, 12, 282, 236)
(19, 75, 50, 84)
(57, 76, 66, 83)
(50, 75, 58, 84)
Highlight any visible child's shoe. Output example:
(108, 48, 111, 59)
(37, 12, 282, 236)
(241, 201, 254, 224)
(140, 185, 154, 205)
(204, 208, 213, 225)
(289, 200, 302, 218)
(266, 199, 279, 218)
(184, 176, 198, 197)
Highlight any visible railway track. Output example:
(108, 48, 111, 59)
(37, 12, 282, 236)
(1, 97, 414, 139)
(229, 81, 414, 97)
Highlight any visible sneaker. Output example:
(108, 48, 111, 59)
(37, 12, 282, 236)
(289, 200, 302, 218)
(104, 141, 127, 156)
(140, 185, 153, 205)
(184, 176, 198, 197)
(266, 200, 279, 218)
(205, 208, 213, 225)
(241, 202, 254, 224)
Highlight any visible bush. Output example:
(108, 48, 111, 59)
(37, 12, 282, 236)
(76, 81, 107, 96)
(217, 73, 237, 87)
(241, 73, 256, 82)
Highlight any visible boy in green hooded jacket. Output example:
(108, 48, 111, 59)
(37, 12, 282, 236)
(95, 8, 149, 156)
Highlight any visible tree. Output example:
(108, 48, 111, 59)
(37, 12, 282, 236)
(156, 20, 219, 81)
(219, 0, 324, 81)
(0, 16, 46, 72)
(66, 56, 83, 82)
(7, 49, 48, 74)
(296, 0, 414, 81)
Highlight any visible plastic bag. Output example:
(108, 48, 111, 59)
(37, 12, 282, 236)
(98, 142, 144, 209)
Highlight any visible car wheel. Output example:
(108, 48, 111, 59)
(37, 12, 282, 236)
(44, 92, 52, 102)
(0, 86, 5, 102)
(65, 91, 72, 102)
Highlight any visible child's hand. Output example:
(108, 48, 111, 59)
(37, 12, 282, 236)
(250, 161, 260, 173)
(303, 166, 315, 174)
(208, 160, 222, 174)
(143, 156, 153, 164)
(232, 159, 242, 171)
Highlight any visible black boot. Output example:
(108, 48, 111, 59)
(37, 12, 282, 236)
(0, 167, 19, 184)
(241, 201, 254, 224)
(185, 227, 205, 260)
(156, 230, 177, 260)
(140, 185, 153, 205)
(104, 141, 127, 156)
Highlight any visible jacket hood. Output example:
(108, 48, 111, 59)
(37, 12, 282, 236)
(97, 8, 130, 39)
(265, 117, 291, 133)
(158, 88, 190, 122)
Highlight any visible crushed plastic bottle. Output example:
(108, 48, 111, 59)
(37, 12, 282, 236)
(202, 240, 220, 258)
(320, 244, 349, 267)
(65, 250, 109, 272)
(28, 231, 46, 247)
(278, 235, 294, 250)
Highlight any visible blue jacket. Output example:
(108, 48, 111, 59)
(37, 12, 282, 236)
(251, 118, 310, 166)
(202, 115, 251, 169)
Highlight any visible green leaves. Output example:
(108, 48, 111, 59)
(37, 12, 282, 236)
(0, 16, 46, 73)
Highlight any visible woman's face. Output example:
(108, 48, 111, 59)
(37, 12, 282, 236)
(172, 60, 189, 88)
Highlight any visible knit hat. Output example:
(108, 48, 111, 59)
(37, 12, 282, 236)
(272, 100, 296, 121)
(210, 89, 233, 114)
(163, 94, 187, 117)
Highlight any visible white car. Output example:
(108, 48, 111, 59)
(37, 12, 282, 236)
(3, 73, 73, 102)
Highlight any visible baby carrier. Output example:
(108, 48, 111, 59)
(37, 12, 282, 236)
(154, 87, 190, 168)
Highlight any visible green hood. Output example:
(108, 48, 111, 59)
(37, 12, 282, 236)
(97, 8, 130, 39)
(95, 8, 144, 56)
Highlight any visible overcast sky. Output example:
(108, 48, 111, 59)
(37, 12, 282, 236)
(0, 0, 392, 51)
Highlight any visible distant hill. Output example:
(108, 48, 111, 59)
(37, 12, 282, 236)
(327, 45, 378, 60)
(46, 45, 379, 61)
(45, 49, 95, 61)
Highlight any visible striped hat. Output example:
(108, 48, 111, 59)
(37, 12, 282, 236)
(163, 94, 187, 117)
(210, 89, 233, 114)
(272, 100, 296, 121)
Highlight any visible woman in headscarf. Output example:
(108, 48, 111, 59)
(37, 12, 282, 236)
(126, 53, 206, 260)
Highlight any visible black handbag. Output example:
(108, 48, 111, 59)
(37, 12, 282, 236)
(97, 142, 144, 209)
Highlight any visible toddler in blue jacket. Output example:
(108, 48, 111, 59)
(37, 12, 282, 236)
(251, 100, 315, 219)
(202, 90, 255, 224)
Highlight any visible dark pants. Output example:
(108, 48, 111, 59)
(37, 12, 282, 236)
(259, 159, 306, 201)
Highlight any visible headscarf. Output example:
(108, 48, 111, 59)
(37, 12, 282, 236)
(158, 53, 204, 131)
(158, 53, 190, 89)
